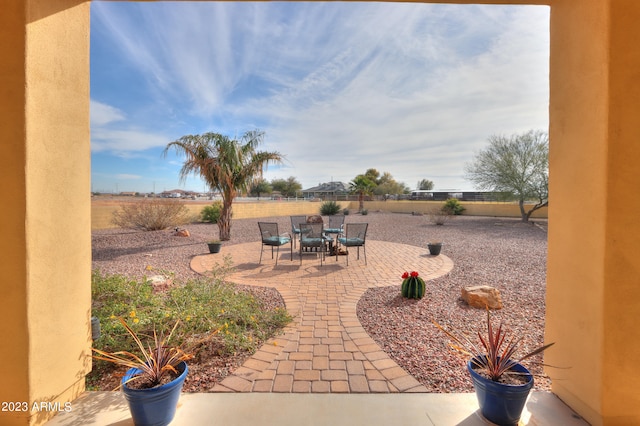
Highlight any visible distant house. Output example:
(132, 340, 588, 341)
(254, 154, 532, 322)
(302, 181, 349, 199)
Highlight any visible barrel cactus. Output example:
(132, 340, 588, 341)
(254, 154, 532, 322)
(401, 271, 426, 299)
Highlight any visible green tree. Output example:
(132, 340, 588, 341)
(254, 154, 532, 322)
(374, 172, 410, 196)
(364, 168, 381, 184)
(164, 130, 283, 240)
(376, 180, 410, 196)
(465, 130, 548, 222)
(271, 176, 302, 197)
(417, 179, 434, 190)
(250, 178, 272, 198)
(349, 175, 376, 212)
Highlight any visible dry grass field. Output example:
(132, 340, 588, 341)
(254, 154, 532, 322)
(92, 196, 211, 230)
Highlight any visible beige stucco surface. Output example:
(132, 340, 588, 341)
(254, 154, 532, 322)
(1, 1, 91, 425)
(546, 0, 640, 424)
(2, 0, 640, 425)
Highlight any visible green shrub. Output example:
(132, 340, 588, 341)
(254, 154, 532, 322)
(89, 264, 292, 388)
(343, 208, 350, 215)
(201, 201, 223, 223)
(442, 198, 465, 215)
(320, 200, 341, 215)
(111, 199, 191, 231)
(427, 207, 452, 225)
(361, 209, 368, 215)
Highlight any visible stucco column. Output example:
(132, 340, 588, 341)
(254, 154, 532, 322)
(546, 0, 640, 424)
(0, 1, 91, 425)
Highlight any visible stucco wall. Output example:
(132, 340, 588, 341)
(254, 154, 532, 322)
(91, 199, 350, 229)
(546, 0, 640, 424)
(0, 2, 91, 425)
(91, 200, 545, 230)
(360, 200, 548, 219)
(4, 0, 640, 425)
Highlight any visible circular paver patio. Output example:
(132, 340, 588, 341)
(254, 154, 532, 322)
(191, 240, 453, 393)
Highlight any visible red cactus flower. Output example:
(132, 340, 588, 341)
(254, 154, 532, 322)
(410, 271, 419, 278)
(401, 272, 409, 279)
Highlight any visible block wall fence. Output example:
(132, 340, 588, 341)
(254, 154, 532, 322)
(91, 199, 547, 230)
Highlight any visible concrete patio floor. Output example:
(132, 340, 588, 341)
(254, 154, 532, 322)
(47, 391, 588, 425)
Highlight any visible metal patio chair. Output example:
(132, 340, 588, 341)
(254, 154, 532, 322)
(299, 222, 328, 266)
(337, 223, 368, 266)
(258, 222, 292, 265)
(290, 215, 307, 248)
(325, 215, 345, 257)
(325, 215, 344, 236)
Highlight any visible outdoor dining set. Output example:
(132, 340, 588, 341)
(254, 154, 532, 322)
(258, 215, 368, 267)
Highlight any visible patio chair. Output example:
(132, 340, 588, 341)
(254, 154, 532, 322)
(258, 222, 292, 266)
(337, 223, 368, 266)
(299, 222, 327, 266)
(324, 215, 344, 236)
(324, 215, 345, 257)
(290, 215, 307, 248)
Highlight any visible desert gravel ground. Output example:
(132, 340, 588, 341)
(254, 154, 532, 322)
(92, 211, 550, 392)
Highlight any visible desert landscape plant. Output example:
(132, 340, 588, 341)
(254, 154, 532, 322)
(111, 199, 191, 231)
(164, 130, 284, 240)
(442, 198, 465, 215)
(465, 130, 548, 222)
(401, 271, 426, 299)
(433, 309, 554, 383)
(427, 207, 453, 225)
(320, 200, 341, 215)
(92, 317, 193, 389)
(349, 175, 375, 212)
(201, 201, 223, 223)
(88, 267, 292, 390)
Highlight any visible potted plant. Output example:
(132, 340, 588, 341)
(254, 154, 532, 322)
(92, 317, 193, 426)
(434, 310, 554, 425)
(207, 240, 222, 253)
(400, 271, 426, 299)
(427, 241, 443, 255)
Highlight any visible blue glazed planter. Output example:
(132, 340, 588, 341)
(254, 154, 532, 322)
(122, 361, 188, 426)
(467, 358, 533, 426)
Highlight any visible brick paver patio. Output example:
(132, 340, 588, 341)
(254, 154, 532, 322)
(190, 240, 453, 393)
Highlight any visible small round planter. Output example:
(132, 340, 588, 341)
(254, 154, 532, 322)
(122, 361, 188, 426)
(427, 242, 443, 256)
(207, 242, 222, 253)
(467, 359, 533, 426)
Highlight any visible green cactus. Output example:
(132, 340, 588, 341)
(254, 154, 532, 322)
(401, 271, 426, 299)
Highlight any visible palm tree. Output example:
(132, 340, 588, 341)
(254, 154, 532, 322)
(349, 175, 375, 212)
(164, 130, 283, 240)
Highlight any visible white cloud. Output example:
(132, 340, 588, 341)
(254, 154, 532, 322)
(115, 174, 142, 180)
(91, 127, 169, 154)
(90, 100, 126, 126)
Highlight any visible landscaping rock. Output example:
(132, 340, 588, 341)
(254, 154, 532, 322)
(147, 275, 173, 293)
(461, 285, 503, 310)
(173, 228, 190, 237)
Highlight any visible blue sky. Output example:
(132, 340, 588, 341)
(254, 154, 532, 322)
(90, 2, 549, 194)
